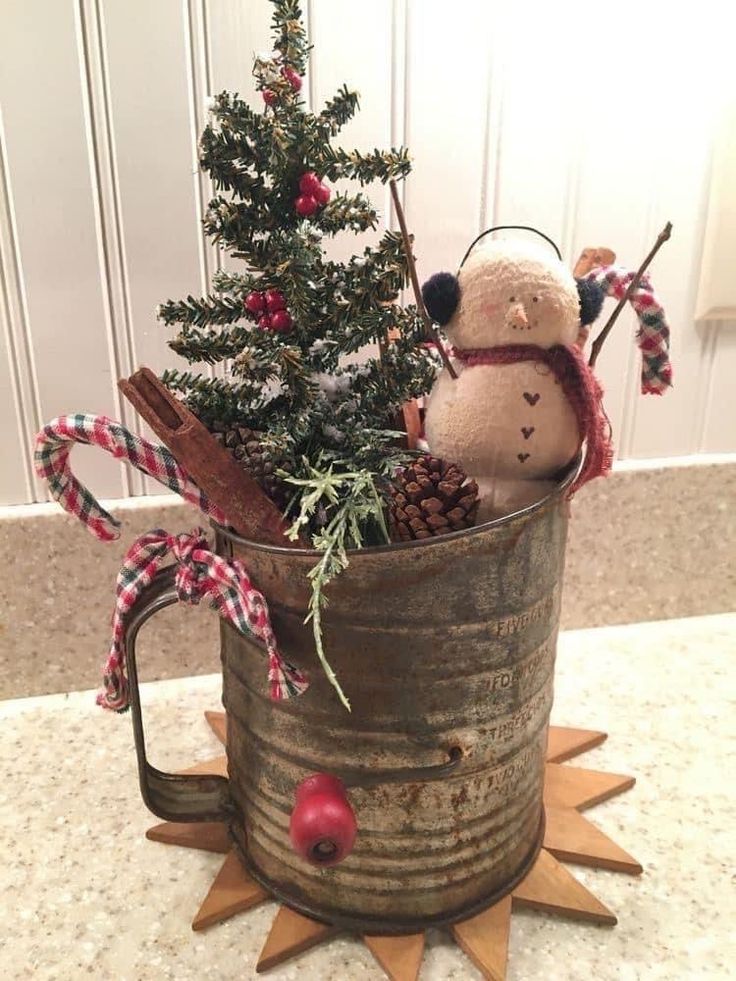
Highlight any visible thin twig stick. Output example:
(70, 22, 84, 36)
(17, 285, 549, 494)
(389, 179, 458, 379)
(588, 222, 672, 369)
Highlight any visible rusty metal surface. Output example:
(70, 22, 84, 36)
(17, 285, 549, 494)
(123, 567, 232, 823)
(230, 811, 546, 935)
(215, 478, 571, 929)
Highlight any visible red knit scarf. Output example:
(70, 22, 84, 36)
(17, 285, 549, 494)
(452, 343, 613, 496)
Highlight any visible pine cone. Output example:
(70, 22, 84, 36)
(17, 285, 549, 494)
(388, 455, 479, 542)
(211, 423, 292, 508)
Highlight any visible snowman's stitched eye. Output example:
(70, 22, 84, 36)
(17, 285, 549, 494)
(532, 296, 538, 303)
(509, 296, 516, 303)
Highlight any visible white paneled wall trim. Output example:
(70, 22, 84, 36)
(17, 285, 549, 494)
(1, 0, 734, 505)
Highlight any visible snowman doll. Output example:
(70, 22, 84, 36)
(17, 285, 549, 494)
(422, 228, 611, 520)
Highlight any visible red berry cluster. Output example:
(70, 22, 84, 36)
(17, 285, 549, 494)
(295, 171, 331, 218)
(262, 65, 302, 106)
(243, 288, 293, 333)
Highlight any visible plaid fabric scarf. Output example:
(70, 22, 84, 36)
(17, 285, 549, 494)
(100, 528, 309, 712)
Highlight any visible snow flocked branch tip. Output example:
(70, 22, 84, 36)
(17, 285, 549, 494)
(318, 84, 360, 136)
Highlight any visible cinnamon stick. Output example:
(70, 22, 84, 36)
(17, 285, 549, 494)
(401, 399, 422, 451)
(119, 367, 302, 548)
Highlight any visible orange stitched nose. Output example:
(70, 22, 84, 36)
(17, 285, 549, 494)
(506, 302, 529, 330)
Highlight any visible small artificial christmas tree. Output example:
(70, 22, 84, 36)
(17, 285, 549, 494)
(156, 0, 439, 706)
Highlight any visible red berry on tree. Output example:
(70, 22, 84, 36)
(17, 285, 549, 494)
(315, 183, 331, 206)
(270, 309, 293, 332)
(265, 289, 286, 312)
(295, 194, 318, 217)
(299, 172, 322, 197)
(244, 290, 266, 315)
(262, 89, 277, 106)
(257, 313, 272, 330)
(282, 66, 302, 92)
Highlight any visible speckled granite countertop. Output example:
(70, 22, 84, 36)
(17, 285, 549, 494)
(1, 614, 734, 980)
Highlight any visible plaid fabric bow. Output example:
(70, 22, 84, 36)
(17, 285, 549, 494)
(100, 528, 309, 712)
(34, 413, 226, 541)
(584, 266, 673, 395)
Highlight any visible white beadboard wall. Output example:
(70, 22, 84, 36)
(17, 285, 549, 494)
(1, 0, 734, 505)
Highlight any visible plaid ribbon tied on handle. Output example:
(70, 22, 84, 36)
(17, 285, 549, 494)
(33, 413, 308, 705)
(101, 529, 309, 712)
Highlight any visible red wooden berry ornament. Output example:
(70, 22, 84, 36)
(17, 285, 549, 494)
(295, 194, 318, 217)
(244, 290, 266, 315)
(282, 66, 302, 92)
(295, 773, 346, 802)
(299, 172, 322, 197)
(290, 773, 357, 867)
(270, 309, 293, 333)
(315, 183, 331, 205)
(262, 89, 277, 106)
(265, 289, 287, 312)
(257, 313, 272, 330)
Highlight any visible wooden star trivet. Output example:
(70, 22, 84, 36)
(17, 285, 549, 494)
(145, 716, 641, 980)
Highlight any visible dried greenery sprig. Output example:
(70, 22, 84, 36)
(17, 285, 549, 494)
(282, 457, 390, 709)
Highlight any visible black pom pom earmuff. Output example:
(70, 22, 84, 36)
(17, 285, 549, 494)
(422, 272, 460, 326)
(576, 278, 605, 326)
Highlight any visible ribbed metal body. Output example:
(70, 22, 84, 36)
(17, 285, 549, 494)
(215, 486, 569, 932)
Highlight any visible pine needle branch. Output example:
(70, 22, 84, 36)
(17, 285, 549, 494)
(283, 459, 391, 710)
(158, 293, 245, 328)
(318, 84, 360, 135)
(317, 146, 412, 185)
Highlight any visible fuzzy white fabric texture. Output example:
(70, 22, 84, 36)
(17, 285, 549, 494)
(425, 240, 583, 520)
